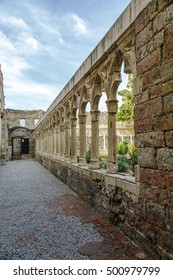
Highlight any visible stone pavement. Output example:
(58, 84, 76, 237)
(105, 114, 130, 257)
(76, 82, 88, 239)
(0, 160, 151, 260)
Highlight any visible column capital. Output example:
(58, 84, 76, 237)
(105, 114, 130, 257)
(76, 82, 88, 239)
(78, 114, 87, 124)
(90, 110, 100, 122)
(106, 99, 118, 114)
(70, 117, 77, 126)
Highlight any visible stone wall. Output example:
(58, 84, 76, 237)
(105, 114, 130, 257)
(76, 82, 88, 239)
(126, 0, 173, 259)
(0, 66, 6, 165)
(36, 0, 173, 259)
(5, 109, 45, 129)
(5, 109, 45, 160)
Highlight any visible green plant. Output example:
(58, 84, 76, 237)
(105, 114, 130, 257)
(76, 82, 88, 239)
(118, 141, 129, 155)
(99, 161, 107, 169)
(86, 148, 91, 164)
(127, 149, 138, 173)
(117, 155, 128, 172)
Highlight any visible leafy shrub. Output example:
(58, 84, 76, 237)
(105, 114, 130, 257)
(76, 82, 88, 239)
(86, 148, 91, 164)
(117, 155, 128, 172)
(118, 141, 129, 155)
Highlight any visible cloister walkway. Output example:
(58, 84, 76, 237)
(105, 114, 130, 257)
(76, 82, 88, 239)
(0, 160, 151, 260)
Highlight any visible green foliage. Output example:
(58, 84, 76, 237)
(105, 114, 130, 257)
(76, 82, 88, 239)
(118, 141, 129, 155)
(117, 74, 134, 122)
(99, 161, 107, 169)
(117, 155, 128, 172)
(86, 148, 91, 164)
(117, 141, 138, 174)
(126, 146, 138, 173)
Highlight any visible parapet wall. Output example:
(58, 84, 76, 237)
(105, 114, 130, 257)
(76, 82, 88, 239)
(36, 0, 173, 259)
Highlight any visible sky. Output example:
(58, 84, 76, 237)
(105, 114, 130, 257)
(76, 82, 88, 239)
(0, 0, 131, 111)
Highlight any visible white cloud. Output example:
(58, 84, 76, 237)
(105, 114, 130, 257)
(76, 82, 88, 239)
(0, 15, 30, 31)
(71, 13, 89, 36)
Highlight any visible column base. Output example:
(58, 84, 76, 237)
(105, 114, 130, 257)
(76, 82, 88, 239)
(64, 155, 70, 161)
(70, 156, 77, 163)
(106, 162, 117, 174)
(78, 157, 87, 166)
(89, 159, 101, 170)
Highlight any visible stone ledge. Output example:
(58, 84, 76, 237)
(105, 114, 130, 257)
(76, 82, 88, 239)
(37, 152, 139, 196)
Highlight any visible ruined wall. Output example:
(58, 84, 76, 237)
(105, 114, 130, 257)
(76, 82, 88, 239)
(0, 66, 6, 165)
(5, 109, 45, 160)
(36, 0, 173, 259)
(122, 0, 173, 259)
(5, 109, 45, 129)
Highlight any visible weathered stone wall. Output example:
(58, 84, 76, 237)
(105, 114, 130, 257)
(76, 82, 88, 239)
(0, 66, 6, 165)
(5, 109, 45, 160)
(36, 0, 173, 259)
(123, 0, 173, 259)
(5, 109, 45, 129)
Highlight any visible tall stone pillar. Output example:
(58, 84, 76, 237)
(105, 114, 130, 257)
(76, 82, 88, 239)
(70, 117, 77, 162)
(89, 110, 100, 169)
(53, 128, 57, 155)
(78, 114, 87, 166)
(106, 99, 118, 173)
(60, 124, 65, 157)
(56, 126, 60, 156)
(64, 120, 70, 160)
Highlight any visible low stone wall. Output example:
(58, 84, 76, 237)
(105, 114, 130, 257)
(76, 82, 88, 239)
(37, 153, 162, 259)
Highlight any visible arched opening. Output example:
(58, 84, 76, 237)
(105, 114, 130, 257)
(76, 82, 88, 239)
(116, 60, 137, 175)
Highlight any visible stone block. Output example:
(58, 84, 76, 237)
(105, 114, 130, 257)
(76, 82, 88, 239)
(166, 172, 173, 191)
(135, 118, 153, 134)
(137, 30, 164, 61)
(140, 168, 167, 188)
(135, 9, 146, 34)
(163, 93, 173, 114)
(156, 148, 173, 171)
(165, 21, 173, 42)
(158, 0, 173, 11)
(134, 90, 149, 105)
(150, 80, 173, 99)
(138, 148, 156, 168)
(154, 114, 173, 131)
(105, 176, 116, 187)
(136, 22, 153, 50)
(135, 97, 163, 121)
(137, 48, 161, 74)
(147, 201, 166, 228)
(135, 131, 165, 148)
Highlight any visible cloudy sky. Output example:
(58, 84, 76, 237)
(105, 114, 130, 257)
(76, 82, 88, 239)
(0, 0, 131, 111)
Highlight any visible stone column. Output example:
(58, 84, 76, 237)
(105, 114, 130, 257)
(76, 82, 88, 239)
(56, 126, 60, 156)
(52, 128, 56, 155)
(70, 117, 77, 162)
(89, 110, 100, 169)
(64, 120, 71, 160)
(78, 114, 87, 166)
(106, 99, 118, 173)
(55, 126, 59, 156)
(60, 124, 65, 157)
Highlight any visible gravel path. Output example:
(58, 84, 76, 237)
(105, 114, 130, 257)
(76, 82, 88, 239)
(0, 160, 102, 260)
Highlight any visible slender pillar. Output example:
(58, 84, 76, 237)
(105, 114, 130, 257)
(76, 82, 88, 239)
(57, 126, 60, 156)
(60, 124, 65, 157)
(78, 114, 87, 166)
(70, 117, 77, 162)
(53, 128, 56, 155)
(89, 110, 100, 169)
(64, 120, 71, 160)
(106, 99, 118, 173)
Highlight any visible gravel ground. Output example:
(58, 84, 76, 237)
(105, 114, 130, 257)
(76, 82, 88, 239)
(0, 160, 102, 260)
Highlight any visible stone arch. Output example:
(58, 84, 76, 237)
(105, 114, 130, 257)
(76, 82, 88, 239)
(90, 74, 103, 111)
(9, 126, 35, 160)
(79, 85, 89, 114)
(71, 93, 78, 118)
